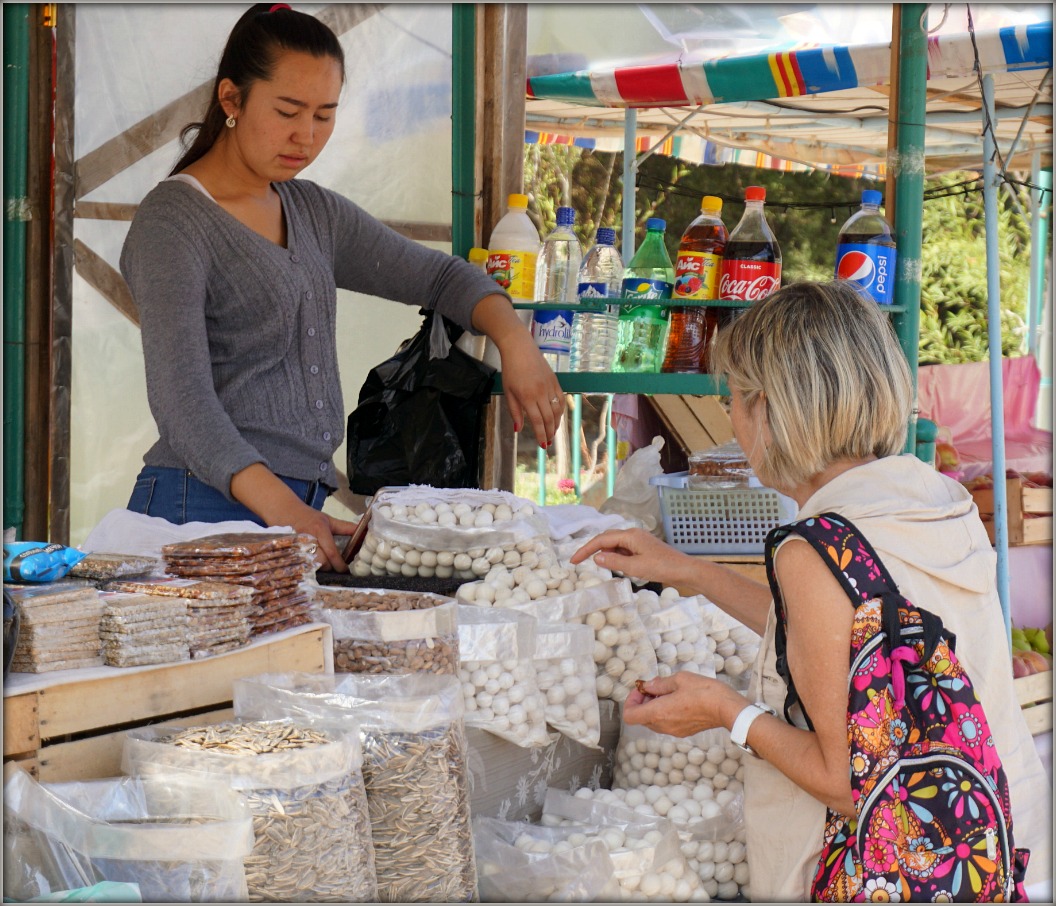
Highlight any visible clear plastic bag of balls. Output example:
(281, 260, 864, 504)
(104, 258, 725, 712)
(456, 604, 551, 748)
(231, 671, 477, 904)
(697, 599, 760, 692)
(532, 620, 603, 749)
(472, 815, 618, 902)
(455, 551, 611, 607)
(635, 588, 718, 678)
(121, 718, 377, 904)
(611, 720, 749, 900)
(476, 576, 658, 704)
(2, 765, 255, 903)
(540, 787, 708, 902)
(312, 588, 459, 676)
(350, 486, 554, 580)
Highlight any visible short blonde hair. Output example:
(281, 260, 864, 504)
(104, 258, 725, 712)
(710, 280, 913, 489)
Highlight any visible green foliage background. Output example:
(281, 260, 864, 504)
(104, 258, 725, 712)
(523, 145, 1045, 363)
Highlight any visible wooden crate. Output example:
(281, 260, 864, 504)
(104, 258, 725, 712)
(1014, 670, 1053, 736)
(970, 477, 1053, 545)
(3, 624, 330, 782)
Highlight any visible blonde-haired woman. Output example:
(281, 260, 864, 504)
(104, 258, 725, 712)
(572, 280, 1050, 900)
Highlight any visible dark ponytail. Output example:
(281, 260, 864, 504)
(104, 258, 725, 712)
(169, 4, 345, 175)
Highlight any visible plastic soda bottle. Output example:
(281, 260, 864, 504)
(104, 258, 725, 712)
(487, 193, 540, 329)
(719, 186, 781, 303)
(457, 247, 495, 365)
(663, 196, 727, 373)
(614, 218, 675, 374)
(532, 206, 582, 371)
(570, 227, 623, 372)
(835, 189, 898, 304)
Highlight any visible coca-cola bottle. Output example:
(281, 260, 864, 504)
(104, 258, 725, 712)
(719, 186, 782, 304)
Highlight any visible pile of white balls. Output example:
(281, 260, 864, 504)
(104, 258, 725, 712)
(635, 588, 715, 677)
(352, 532, 553, 581)
(459, 656, 548, 747)
(562, 786, 749, 901)
(457, 560, 607, 606)
(705, 607, 759, 688)
(534, 650, 602, 747)
(533, 813, 710, 902)
(377, 497, 534, 527)
(580, 602, 656, 703)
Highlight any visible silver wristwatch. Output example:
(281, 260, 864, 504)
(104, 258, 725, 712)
(730, 702, 777, 757)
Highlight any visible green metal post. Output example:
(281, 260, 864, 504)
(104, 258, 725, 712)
(451, 4, 476, 260)
(4, 4, 30, 538)
(606, 395, 616, 498)
(891, 3, 928, 454)
(537, 447, 546, 506)
(572, 395, 582, 495)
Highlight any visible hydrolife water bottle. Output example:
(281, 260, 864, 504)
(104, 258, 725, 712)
(487, 193, 541, 330)
(569, 228, 623, 372)
(835, 189, 898, 304)
(532, 206, 582, 371)
(614, 218, 675, 374)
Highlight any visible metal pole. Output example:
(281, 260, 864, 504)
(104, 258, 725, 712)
(3, 4, 30, 538)
(891, 3, 928, 455)
(572, 395, 582, 495)
(1028, 151, 1042, 358)
(1033, 166, 1053, 431)
(622, 109, 637, 260)
(981, 74, 1011, 642)
(606, 395, 617, 497)
(450, 4, 476, 259)
(537, 447, 546, 506)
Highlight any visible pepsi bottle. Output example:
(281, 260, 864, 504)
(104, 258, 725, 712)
(835, 189, 897, 304)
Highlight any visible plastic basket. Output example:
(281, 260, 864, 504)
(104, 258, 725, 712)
(649, 472, 798, 555)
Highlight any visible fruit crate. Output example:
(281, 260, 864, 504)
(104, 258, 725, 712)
(969, 477, 1053, 546)
(650, 472, 798, 555)
(1014, 671, 1053, 736)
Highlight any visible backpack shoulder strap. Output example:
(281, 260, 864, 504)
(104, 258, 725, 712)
(763, 512, 904, 728)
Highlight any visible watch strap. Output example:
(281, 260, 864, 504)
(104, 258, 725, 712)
(730, 702, 776, 756)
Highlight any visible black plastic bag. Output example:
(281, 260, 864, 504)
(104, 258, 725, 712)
(347, 310, 496, 495)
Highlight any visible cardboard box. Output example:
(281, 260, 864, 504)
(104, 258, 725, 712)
(970, 477, 1052, 546)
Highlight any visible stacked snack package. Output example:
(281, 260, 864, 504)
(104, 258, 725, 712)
(6, 584, 105, 673)
(161, 532, 317, 637)
(68, 552, 160, 582)
(107, 577, 255, 658)
(97, 591, 190, 667)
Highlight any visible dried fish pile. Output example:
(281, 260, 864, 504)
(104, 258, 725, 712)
(98, 592, 189, 667)
(163, 533, 317, 638)
(314, 589, 459, 676)
(68, 551, 160, 581)
(107, 577, 255, 658)
(6, 584, 104, 673)
(362, 724, 477, 903)
(125, 719, 377, 903)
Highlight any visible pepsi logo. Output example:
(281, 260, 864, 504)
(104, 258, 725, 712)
(837, 251, 875, 286)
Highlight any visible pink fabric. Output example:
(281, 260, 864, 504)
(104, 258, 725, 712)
(917, 357, 1052, 479)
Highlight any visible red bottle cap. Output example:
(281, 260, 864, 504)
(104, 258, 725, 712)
(745, 186, 766, 202)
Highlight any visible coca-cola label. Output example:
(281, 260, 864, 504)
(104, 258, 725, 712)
(674, 251, 722, 301)
(719, 261, 782, 301)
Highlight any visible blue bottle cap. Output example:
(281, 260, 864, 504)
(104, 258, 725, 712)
(596, 227, 617, 245)
(556, 206, 576, 226)
(862, 189, 883, 206)
(646, 217, 666, 231)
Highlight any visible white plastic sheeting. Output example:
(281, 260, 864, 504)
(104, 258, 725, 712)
(69, 4, 456, 544)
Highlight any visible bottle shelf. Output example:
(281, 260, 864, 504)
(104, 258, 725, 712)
(492, 372, 728, 396)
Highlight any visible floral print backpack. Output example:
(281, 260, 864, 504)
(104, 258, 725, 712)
(764, 513, 1030, 902)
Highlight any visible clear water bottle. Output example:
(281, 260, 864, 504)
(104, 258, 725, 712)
(835, 189, 898, 304)
(532, 206, 582, 371)
(614, 218, 675, 374)
(570, 227, 623, 372)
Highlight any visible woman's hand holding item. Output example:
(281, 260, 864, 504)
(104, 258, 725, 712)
(230, 463, 358, 572)
(623, 671, 746, 738)
(570, 527, 693, 587)
(470, 293, 564, 447)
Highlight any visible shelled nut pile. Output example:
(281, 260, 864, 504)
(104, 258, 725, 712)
(68, 551, 160, 581)
(162, 533, 316, 637)
(314, 588, 459, 676)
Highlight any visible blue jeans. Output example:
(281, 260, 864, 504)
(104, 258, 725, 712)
(126, 466, 330, 525)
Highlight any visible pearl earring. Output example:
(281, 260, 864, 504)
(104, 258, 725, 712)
(225, 114, 236, 128)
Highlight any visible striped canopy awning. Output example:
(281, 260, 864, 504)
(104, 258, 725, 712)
(524, 22, 1053, 175)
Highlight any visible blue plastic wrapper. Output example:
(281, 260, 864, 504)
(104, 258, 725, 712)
(3, 543, 87, 583)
